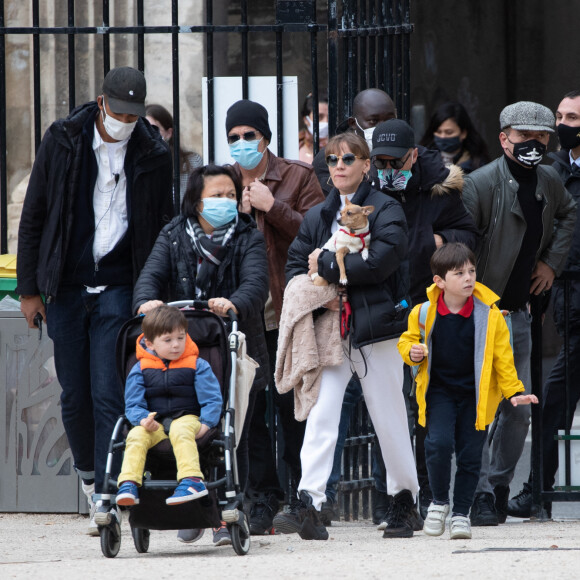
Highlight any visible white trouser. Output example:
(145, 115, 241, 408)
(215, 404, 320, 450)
(298, 338, 419, 511)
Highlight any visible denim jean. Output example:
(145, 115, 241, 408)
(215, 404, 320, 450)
(476, 309, 532, 495)
(425, 387, 487, 516)
(46, 284, 132, 493)
(325, 374, 387, 503)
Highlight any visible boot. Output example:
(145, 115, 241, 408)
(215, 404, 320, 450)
(470, 492, 498, 526)
(372, 489, 392, 525)
(249, 493, 279, 535)
(272, 491, 329, 541)
(493, 484, 509, 524)
(382, 490, 414, 538)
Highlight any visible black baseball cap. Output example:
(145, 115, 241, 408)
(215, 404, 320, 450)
(102, 67, 147, 116)
(370, 119, 415, 157)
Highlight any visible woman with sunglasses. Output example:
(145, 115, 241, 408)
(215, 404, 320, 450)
(273, 132, 420, 541)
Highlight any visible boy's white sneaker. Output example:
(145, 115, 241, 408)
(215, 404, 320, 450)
(450, 515, 472, 540)
(423, 502, 450, 536)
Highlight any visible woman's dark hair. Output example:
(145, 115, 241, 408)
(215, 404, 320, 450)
(419, 102, 490, 170)
(430, 242, 476, 279)
(301, 91, 329, 118)
(181, 164, 242, 218)
(325, 132, 370, 160)
(145, 103, 195, 175)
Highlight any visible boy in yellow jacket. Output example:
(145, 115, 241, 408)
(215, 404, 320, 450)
(398, 243, 537, 540)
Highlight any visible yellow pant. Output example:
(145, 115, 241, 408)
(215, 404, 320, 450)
(118, 415, 203, 485)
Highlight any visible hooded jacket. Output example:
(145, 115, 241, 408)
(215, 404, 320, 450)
(463, 155, 577, 297)
(16, 101, 173, 298)
(373, 146, 478, 304)
(286, 180, 410, 348)
(398, 282, 524, 431)
(132, 213, 269, 392)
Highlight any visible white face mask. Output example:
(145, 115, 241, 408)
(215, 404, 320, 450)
(355, 118, 375, 150)
(101, 97, 137, 141)
(305, 116, 329, 139)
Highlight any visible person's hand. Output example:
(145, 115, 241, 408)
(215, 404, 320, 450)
(20, 295, 46, 329)
(308, 248, 323, 277)
(409, 343, 427, 363)
(530, 261, 555, 295)
(433, 234, 444, 248)
(240, 186, 252, 214)
(209, 297, 238, 317)
(137, 300, 165, 315)
(510, 394, 539, 407)
(247, 179, 275, 212)
(323, 297, 341, 311)
(196, 424, 210, 440)
(140, 411, 160, 432)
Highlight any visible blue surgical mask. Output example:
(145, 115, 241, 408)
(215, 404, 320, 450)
(200, 197, 238, 228)
(229, 138, 264, 170)
(378, 168, 413, 191)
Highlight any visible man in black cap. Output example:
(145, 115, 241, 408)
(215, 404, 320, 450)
(225, 99, 324, 535)
(17, 66, 173, 534)
(370, 118, 478, 523)
(462, 101, 576, 526)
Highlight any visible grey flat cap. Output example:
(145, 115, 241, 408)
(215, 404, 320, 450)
(500, 101, 555, 133)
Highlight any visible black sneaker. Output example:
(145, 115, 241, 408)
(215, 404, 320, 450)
(382, 490, 415, 538)
(494, 484, 509, 524)
(372, 489, 392, 525)
(320, 500, 339, 526)
(249, 494, 279, 535)
(470, 492, 499, 526)
(272, 491, 329, 541)
(410, 503, 424, 532)
(418, 487, 433, 521)
(507, 483, 532, 518)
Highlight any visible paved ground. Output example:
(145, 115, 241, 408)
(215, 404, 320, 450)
(1, 512, 579, 580)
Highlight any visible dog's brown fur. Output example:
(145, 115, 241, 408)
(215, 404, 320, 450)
(313, 197, 374, 286)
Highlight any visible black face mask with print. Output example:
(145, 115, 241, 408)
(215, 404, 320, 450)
(510, 138, 546, 168)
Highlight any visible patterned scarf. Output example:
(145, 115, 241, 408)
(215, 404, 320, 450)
(185, 216, 238, 299)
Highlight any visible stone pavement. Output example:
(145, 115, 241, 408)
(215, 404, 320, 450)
(1, 512, 579, 580)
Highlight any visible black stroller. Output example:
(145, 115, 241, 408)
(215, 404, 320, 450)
(94, 301, 251, 557)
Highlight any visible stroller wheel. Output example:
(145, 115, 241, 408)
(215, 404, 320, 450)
(131, 526, 150, 553)
(230, 514, 251, 556)
(100, 521, 121, 558)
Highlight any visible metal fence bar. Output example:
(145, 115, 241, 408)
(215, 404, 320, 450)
(0, 0, 6, 252)
(102, 0, 110, 74)
(171, 0, 180, 215)
(205, 0, 215, 164)
(32, 0, 41, 152)
(67, 0, 75, 112)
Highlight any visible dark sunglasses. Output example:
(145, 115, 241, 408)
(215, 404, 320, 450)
(227, 131, 261, 145)
(325, 153, 361, 167)
(373, 151, 411, 170)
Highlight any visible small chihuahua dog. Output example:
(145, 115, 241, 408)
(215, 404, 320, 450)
(313, 197, 374, 286)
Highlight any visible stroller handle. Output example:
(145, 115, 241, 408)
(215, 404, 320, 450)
(167, 300, 238, 323)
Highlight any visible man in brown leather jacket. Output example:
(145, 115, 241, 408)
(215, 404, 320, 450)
(226, 99, 324, 535)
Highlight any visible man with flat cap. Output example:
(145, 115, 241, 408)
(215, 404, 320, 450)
(225, 99, 324, 535)
(17, 66, 173, 533)
(462, 101, 576, 526)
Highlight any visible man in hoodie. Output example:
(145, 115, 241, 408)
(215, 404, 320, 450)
(508, 91, 580, 519)
(462, 101, 576, 527)
(370, 118, 479, 521)
(16, 67, 173, 533)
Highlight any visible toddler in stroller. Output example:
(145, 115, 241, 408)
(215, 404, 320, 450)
(94, 302, 252, 557)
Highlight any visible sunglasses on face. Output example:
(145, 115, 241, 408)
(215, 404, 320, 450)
(373, 151, 411, 170)
(325, 153, 361, 167)
(227, 131, 261, 145)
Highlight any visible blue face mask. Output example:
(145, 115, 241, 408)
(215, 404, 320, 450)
(229, 138, 264, 170)
(200, 197, 238, 228)
(378, 168, 413, 191)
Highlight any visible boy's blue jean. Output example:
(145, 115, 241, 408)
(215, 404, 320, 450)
(424, 387, 487, 516)
(46, 284, 132, 493)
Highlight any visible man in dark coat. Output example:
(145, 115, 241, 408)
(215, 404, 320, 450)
(508, 90, 580, 518)
(16, 67, 173, 533)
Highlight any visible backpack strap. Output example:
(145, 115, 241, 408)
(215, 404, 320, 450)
(418, 301, 429, 342)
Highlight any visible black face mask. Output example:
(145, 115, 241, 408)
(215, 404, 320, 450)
(508, 138, 546, 168)
(433, 135, 462, 153)
(557, 123, 580, 151)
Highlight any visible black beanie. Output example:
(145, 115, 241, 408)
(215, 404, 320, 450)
(225, 100, 272, 142)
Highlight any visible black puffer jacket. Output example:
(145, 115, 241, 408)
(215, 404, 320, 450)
(16, 101, 173, 298)
(372, 146, 478, 304)
(132, 213, 270, 391)
(286, 180, 410, 348)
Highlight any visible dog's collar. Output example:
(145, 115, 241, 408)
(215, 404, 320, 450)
(338, 228, 370, 249)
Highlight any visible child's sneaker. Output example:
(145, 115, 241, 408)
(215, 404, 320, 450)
(166, 477, 208, 505)
(423, 502, 450, 536)
(212, 521, 232, 546)
(450, 515, 472, 539)
(116, 481, 140, 506)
